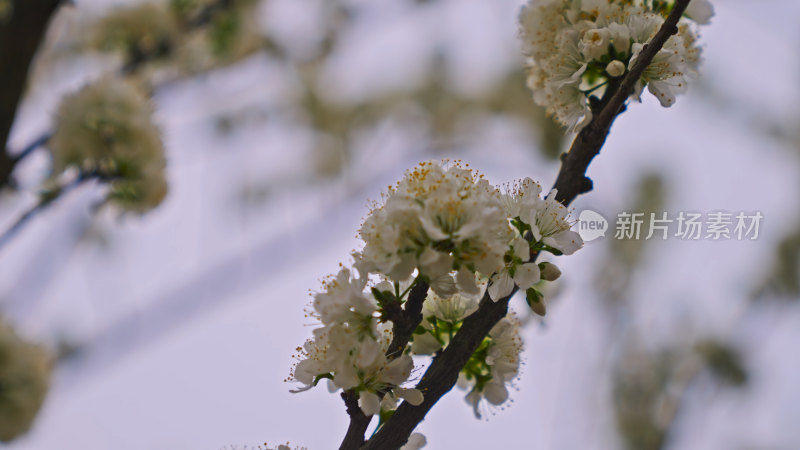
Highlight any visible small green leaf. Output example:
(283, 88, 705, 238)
(312, 373, 333, 386)
(371, 287, 396, 306)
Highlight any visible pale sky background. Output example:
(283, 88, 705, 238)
(1, 1, 799, 449)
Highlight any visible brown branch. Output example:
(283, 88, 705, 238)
(554, 0, 690, 204)
(360, 2, 693, 448)
(0, 0, 63, 187)
(338, 390, 373, 450)
(385, 281, 430, 360)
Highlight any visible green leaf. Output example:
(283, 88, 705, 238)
(371, 287, 397, 306)
(312, 373, 333, 386)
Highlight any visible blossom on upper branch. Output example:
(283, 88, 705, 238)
(519, 0, 712, 131)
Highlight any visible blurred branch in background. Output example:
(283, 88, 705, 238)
(0, 0, 63, 187)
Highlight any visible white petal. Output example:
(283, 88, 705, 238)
(465, 389, 482, 419)
(430, 274, 457, 298)
(420, 216, 449, 241)
(380, 393, 397, 412)
(411, 332, 443, 355)
(513, 263, 541, 290)
(549, 230, 583, 255)
(333, 365, 360, 390)
(512, 235, 530, 262)
(359, 391, 381, 416)
(488, 271, 514, 301)
(455, 267, 480, 296)
(419, 247, 453, 279)
(395, 387, 424, 406)
(400, 433, 427, 450)
(686, 0, 714, 24)
(483, 381, 509, 405)
(355, 338, 380, 368)
(530, 224, 543, 242)
(382, 355, 414, 385)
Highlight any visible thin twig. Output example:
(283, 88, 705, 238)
(359, 2, 693, 448)
(0, 173, 99, 250)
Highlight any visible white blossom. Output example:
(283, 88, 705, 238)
(519, 0, 710, 131)
(0, 321, 51, 443)
(291, 269, 422, 414)
(355, 161, 513, 283)
(524, 189, 583, 255)
(459, 316, 523, 418)
(686, 0, 714, 25)
(49, 77, 168, 213)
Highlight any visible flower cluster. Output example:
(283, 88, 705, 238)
(49, 77, 168, 213)
(410, 289, 523, 417)
(290, 268, 423, 416)
(460, 316, 524, 418)
(519, 0, 713, 131)
(292, 161, 582, 424)
(89, 0, 262, 75)
(355, 161, 513, 297)
(0, 321, 51, 442)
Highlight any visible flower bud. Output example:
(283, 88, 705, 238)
(606, 60, 626, 78)
(538, 262, 561, 282)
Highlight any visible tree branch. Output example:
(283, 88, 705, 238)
(385, 281, 430, 360)
(0, 0, 63, 188)
(360, 2, 693, 448)
(339, 390, 373, 450)
(553, 0, 690, 204)
(0, 172, 104, 250)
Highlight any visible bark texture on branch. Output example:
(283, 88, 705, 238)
(357, 2, 693, 448)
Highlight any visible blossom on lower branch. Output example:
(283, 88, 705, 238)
(290, 161, 583, 442)
(461, 316, 523, 418)
(290, 268, 423, 416)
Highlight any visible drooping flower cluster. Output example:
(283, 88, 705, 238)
(49, 77, 168, 213)
(290, 268, 423, 416)
(292, 161, 583, 426)
(519, 0, 713, 131)
(0, 321, 51, 443)
(460, 316, 524, 418)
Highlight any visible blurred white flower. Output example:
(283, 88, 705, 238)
(49, 77, 168, 213)
(400, 433, 427, 450)
(0, 321, 51, 442)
